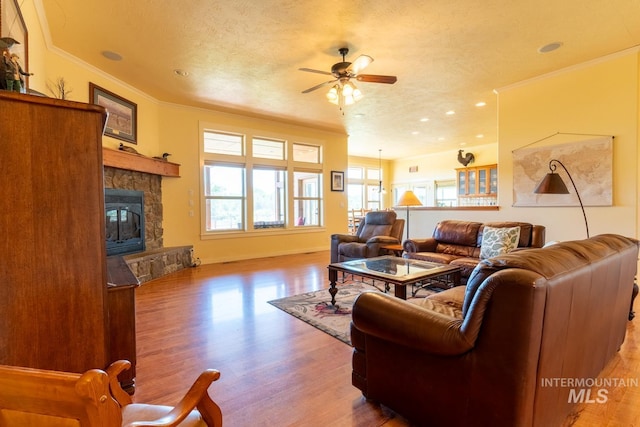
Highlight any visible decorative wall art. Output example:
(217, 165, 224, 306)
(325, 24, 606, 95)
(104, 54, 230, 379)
(89, 83, 138, 144)
(512, 136, 613, 207)
(331, 171, 344, 192)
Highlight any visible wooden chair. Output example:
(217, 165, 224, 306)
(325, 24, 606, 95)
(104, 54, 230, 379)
(0, 360, 222, 427)
(348, 208, 365, 235)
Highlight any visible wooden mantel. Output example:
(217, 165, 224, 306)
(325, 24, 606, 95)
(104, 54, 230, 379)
(103, 148, 180, 177)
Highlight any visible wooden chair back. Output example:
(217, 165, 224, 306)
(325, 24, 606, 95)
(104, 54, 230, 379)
(0, 361, 222, 427)
(0, 364, 121, 426)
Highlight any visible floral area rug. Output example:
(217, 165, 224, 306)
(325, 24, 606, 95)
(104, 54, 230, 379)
(268, 280, 437, 345)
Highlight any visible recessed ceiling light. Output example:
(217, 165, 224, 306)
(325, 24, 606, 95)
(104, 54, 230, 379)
(420, 117, 429, 122)
(446, 110, 455, 116)
(102, 50, 122, 61)
(475, 102, 486, 107)
(411, 131, 420, 135)
(538, 42, 563, 53)
(476, 134, 484, 138)
(173, 69, 190, 77)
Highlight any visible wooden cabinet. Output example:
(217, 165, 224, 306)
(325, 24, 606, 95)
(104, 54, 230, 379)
(0, 92, 136, 386)
(456, 164, 498, 205)
(107, 256, 139, 393)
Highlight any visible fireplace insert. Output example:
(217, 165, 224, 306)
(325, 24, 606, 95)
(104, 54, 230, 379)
(105, 189, 145, 256)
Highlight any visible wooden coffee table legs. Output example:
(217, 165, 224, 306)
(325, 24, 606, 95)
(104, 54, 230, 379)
(394, 283, 407, 299)
(630, 280, 638, 321)
(328, 268, 338, 306)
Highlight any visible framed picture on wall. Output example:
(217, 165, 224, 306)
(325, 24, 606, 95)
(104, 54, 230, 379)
(331, 171, 344, 192)
(89, 83, 138, 144)
(1, 0, 30, 91)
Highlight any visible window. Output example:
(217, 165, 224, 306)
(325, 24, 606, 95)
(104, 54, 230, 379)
(347, 165, 382, 210)
(347, 183, 363, 210)
(253, 168, 285, 228)
(203, 164, 244, 231)
(201, 125, 324, 235)
(293, 143, 321, 163)
(204, 131, 243, 156)
(293, 171, 321, 226)
(436, 180, 457, 207)
(367, 184, 380, 210)
(253, 138, 285, 160)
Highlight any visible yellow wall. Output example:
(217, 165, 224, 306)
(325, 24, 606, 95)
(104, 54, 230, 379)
(496, 49, 639, 242)
(393, 50, 639, 243)
(159, 104, 348, 263)
(24, 1, 348, 264)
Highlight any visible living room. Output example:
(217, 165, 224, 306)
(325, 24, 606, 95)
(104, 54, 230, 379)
(9, 1, 638, 262)
(2, 1, 640, 425)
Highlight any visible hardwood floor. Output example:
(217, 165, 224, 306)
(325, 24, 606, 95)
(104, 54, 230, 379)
(132, 251, 639, 426)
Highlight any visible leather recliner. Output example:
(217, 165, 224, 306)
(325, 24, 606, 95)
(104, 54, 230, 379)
(331, 210, 405, 263)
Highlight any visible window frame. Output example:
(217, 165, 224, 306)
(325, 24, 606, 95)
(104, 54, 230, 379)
(199, 122, 325, 238)
(347, 165, 383, 210)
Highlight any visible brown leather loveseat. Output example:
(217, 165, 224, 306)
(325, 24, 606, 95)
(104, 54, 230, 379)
(403, 219, 546, 282)
(351, 234, 639, 426)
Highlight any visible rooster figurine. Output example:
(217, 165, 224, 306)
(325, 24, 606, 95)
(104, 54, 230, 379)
(457, 150, 475, 167)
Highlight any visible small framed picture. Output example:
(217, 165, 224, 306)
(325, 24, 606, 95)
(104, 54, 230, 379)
(89, 83, 137, 144)
(331, 171, 344, 192)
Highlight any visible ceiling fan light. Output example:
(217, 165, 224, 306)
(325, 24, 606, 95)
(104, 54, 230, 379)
(344, 95, 355, 106)
(326, 86, 339, 104)
(353, 88, 363, 102)
(342, 82, 354, 97)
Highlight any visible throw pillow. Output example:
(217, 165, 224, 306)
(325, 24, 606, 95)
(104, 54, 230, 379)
(480, 226, 521, 259)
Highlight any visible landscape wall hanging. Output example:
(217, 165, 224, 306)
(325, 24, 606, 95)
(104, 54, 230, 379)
(89, 83, 138, 144)
(512, 136, 613, 207)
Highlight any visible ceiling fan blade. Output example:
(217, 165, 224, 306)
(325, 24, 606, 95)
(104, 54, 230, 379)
(301, 79, 337, 93)
(347, 55, 373, 74)
(356, 74, 397, 84)
(299, 67, 333, 76)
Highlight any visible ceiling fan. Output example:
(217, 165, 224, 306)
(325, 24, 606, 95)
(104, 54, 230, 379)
(299, 47, 397, 107)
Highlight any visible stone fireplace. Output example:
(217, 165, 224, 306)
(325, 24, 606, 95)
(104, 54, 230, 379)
(103, 149, 192, 283)
(104, 167, 162, 252)
(105, 188, 145, 256)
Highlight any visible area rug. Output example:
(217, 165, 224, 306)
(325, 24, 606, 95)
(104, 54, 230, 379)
(268, 281, 437, 345)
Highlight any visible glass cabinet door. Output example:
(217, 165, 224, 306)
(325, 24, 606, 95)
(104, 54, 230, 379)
(458, 170, 466, 195)
(468, 170, 476, 195)
(490, 167, 498, 193)
(478, 169, 487, 194)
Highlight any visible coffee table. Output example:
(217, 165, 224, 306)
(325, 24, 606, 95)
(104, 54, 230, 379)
(327, 255, 462, 305)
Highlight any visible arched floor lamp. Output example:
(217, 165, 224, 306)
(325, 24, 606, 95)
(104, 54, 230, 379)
(533, 159, 589, 238)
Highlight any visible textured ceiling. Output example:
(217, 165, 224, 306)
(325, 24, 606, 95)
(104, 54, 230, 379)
(39, 0, 640, 160)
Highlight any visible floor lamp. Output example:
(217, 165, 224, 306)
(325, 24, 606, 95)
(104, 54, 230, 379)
(533, 159, 589, 238)
(396, 190, 422, 240)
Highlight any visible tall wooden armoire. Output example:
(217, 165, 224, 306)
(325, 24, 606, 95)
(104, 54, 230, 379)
(0, 92, 116, 375)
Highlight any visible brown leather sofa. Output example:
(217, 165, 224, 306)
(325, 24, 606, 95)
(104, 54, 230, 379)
(351, 234, 639, 427)
(331, 210, 405, 263)
(403, 219, 546, 282)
